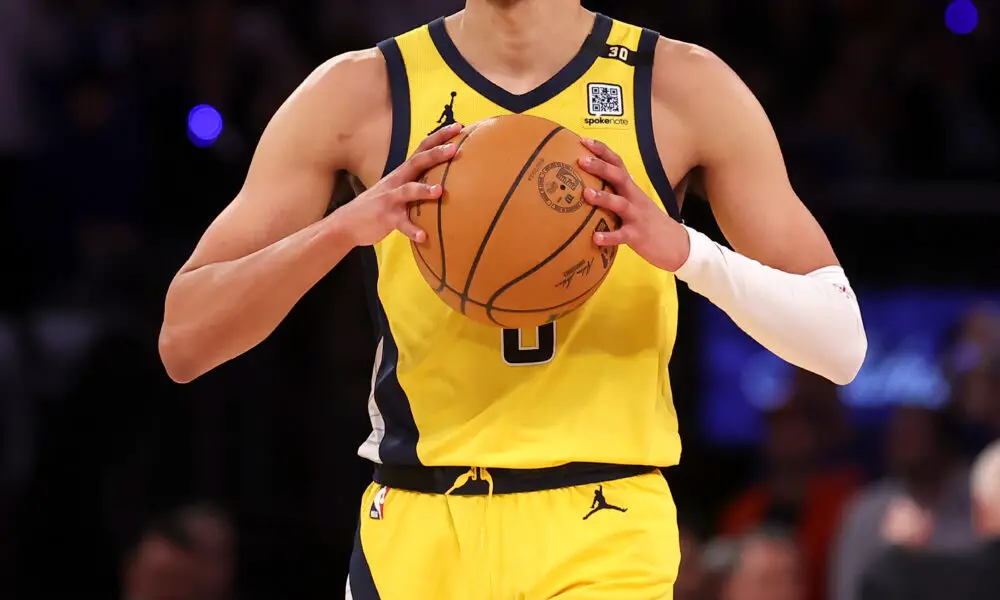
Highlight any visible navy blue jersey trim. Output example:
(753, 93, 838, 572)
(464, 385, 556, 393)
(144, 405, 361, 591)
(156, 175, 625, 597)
(428, 14, 613, 114)
(349, 524, 382, 598)
(377, 38, 411, 176)
(633, 29, 680, 220)
(359, 247, 421, 465)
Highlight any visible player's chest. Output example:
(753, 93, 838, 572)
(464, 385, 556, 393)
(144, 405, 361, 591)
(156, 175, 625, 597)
(407, 83, 693, 208)
(411, 81, 629, 134)
(410, 87, 638, 172)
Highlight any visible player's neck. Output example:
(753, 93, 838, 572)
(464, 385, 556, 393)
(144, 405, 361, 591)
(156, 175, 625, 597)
(451, 0, 592, 92)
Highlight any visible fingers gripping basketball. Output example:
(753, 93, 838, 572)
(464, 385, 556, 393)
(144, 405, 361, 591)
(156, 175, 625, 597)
(409, 114, 620, 329)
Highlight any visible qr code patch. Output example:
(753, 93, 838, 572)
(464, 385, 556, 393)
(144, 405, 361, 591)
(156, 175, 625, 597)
(587, 83, 624, 116)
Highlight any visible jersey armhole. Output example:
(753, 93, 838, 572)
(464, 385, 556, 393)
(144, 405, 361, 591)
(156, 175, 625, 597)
(633, 29, 681, 221)
(376, 38, 411, 178)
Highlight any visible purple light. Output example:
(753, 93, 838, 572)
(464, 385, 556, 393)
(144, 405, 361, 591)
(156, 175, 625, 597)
(187, 104, 224, 147)
(945, 0, 978, 35)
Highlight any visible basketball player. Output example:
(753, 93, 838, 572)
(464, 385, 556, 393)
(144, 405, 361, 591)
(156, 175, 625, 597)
(159, 0, 868, 597)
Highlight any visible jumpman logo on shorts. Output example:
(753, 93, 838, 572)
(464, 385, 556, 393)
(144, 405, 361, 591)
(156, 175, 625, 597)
(583, 485, 628, 520)
(429, 91, 458, 135)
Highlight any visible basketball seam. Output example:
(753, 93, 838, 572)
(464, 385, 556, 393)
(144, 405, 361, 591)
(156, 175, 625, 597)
(459, 125, 565, 314)
(492, 276, 609, 312)
(435, 125, 478, 291)
(491, 265, 616, 328)
(485, 203, 601, 326)
(412, 245, 611, 317)
(411, 126, 478, 290)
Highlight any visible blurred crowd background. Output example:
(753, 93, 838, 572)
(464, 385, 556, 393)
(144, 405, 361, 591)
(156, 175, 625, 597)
(1, 0, 998, 599)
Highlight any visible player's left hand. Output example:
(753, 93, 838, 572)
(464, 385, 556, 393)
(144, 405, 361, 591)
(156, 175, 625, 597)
(577, 138, 691, 273)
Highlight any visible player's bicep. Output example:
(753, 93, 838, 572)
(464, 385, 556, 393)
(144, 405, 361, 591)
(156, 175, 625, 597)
(181, 55, 372, 273)
(183, 135, 333, 273)
(692, 52, 837, 274)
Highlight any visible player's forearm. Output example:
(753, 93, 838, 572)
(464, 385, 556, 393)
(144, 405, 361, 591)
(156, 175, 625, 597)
(159, 213, 356, 383)
(675, 227, 867, 385)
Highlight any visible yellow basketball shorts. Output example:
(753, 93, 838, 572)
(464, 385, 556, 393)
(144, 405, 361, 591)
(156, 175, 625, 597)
(346, 465, 680, 599)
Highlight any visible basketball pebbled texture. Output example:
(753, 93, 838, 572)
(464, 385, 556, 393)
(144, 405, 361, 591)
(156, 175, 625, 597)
(408, 114, 621, 329)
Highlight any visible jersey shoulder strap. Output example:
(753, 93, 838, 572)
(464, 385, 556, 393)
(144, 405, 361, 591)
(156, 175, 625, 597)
(375, 26, 428, 179)
(583, 18, 654, 67)
(575, 19, 677, 220)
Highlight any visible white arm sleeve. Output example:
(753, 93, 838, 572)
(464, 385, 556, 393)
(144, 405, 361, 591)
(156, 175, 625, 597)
(674, 226, 867, 385)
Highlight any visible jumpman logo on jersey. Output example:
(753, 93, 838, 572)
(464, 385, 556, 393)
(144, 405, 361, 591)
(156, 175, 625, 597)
(583, 485, 628, 520)
(429, 91, 458, 135)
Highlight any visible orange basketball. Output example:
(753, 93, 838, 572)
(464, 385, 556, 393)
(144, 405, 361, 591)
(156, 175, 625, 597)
(409, 114, 620, 329)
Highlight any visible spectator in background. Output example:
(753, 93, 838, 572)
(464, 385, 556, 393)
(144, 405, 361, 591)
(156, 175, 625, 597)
(676, 524, 707, 600)
(946, 307, 1000, 449)
(170, 504, 236, 600)
(124, 504, 236, 600)
(722, 528, 804, 600)
(859, 440, 1000, 600)
(951, 350, 1000, 454)
(788, 371, 856, 467)
(124, 523, 196, 600)
(701, 537, 740, 600)
(719, 396, 861, 600)
(831, 406, 977, 600)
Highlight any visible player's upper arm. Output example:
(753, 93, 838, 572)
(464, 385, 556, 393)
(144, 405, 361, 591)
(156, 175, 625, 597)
(179, 48, 389, 273)
(653, 40, 838, 275)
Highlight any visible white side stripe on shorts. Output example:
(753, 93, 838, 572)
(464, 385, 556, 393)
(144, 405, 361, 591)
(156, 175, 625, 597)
(357, 338, 385, 464)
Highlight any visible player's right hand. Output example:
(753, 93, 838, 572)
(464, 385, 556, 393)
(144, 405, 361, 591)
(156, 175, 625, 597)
(337, 122, 462, 246)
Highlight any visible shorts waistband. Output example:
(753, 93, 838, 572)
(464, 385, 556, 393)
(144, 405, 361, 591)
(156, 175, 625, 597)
(373, 462, 655, 495)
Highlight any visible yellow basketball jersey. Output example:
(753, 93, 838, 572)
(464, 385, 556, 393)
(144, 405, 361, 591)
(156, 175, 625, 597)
(359, 14, 681, 469)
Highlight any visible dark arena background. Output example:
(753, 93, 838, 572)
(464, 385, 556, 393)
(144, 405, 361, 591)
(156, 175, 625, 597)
(1, 1, 998, 599)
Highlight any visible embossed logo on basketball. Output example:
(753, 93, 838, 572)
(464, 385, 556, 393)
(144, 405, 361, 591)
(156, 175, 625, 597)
(554, 258, 594, 290)
(537, 162, 585, 213)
